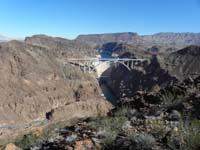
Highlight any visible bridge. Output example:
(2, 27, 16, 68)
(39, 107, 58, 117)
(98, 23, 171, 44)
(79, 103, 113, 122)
(64, 57, 147, 77)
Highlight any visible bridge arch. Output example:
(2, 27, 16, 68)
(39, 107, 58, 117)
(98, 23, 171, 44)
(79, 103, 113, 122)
(92, 60, 132, 76)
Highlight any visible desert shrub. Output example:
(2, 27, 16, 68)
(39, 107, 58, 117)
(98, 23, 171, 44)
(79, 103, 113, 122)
(15, 127, 55, 150)
(114, 106, 130, 117)
(15, 133, 41, 150)
(180, 119, 200, 150)
(88, 106, 129, 146)
(89, 106, 128, 130)
(159, 87, 185, 109)
(101, 129, 118, 146)
(129, 133, 155, 150)
(62, 64, 83, 80)
(150, 123, 169, 139)
(15, 120, 72, 150)
(89, 115, 127, 133)
(89, 116, 126, 146)
(166, 119, 200, 150)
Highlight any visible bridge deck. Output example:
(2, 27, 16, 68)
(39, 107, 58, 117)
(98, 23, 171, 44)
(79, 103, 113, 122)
(67, 58, 146, 61)
(65, 57, 147, 77)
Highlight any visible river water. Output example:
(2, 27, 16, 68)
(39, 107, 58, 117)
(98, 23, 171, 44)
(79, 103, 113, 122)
(100, 83, 117, 105)
(99, 51, 117, 105)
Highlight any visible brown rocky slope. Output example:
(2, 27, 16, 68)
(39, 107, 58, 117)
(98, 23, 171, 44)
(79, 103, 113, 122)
(25, 34, 97, 58)
(0, 37, 112, 141)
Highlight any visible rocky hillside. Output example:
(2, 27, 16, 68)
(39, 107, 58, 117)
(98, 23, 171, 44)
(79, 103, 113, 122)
(25, 35, 97, 58)
(108, 46, 200, 100)
(15, 75, 200, 150)
(166, 45, 200, 80)
(109, 55, 177, 100)
(0, 38, 112, 141)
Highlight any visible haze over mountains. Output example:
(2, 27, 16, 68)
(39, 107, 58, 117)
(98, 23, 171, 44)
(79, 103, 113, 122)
(0, 34, 12, 42)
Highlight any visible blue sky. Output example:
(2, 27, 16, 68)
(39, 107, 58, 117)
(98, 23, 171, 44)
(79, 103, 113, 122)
(0, 0, 200, 39)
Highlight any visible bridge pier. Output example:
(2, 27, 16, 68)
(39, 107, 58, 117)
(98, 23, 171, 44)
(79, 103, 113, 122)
(83, 62, 86, 73)
(127, 61, 130, 68)
(131, 61, 134, 69)
(78, 60, 81, 70)
(87, 62, 89, 72)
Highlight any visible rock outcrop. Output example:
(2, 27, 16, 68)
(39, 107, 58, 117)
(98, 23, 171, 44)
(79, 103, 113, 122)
(4, 143, 21, 150)
(166, 45, 200, 80)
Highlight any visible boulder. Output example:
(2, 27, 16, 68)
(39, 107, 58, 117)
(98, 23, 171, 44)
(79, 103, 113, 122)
(4, 143, 21, 150)
(74, 139, 94, 150)
(168, 110, 182, 121)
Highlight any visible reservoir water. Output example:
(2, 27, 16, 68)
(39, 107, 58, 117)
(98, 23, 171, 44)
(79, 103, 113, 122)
(100, 51, 113, 58)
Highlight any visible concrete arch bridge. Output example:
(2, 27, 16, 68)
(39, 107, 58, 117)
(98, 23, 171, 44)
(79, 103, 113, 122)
(64, 58, 147, 77)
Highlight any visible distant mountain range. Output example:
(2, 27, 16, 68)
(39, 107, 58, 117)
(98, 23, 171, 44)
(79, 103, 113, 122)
(76, 32, 200, 50)
(0, 34, 12, 42)
(2, 32, 200, 49)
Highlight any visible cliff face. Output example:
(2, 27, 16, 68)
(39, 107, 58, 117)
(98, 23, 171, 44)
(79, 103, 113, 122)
(110, 55, 177, 99)
(0, 38, 112, 140)
(166, 45, 200, 80)
(108, 45, 200, 99)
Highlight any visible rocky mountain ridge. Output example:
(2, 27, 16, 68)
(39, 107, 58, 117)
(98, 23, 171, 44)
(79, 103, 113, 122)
(76, 32, 200, 51)
(25, 34, 97, 58)
(167, 45, 200, 80)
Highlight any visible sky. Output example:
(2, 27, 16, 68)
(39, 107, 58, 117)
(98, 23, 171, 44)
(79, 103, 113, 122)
(0, 0, 200, 39)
